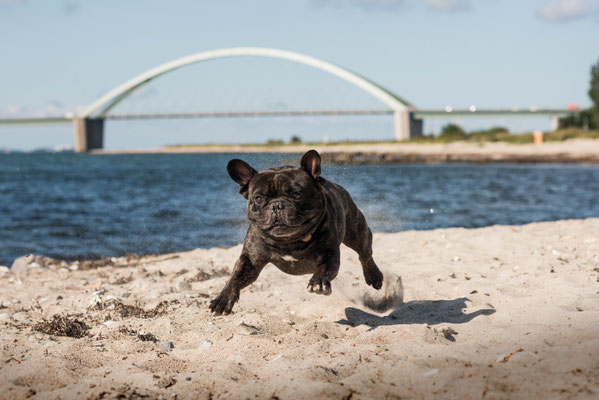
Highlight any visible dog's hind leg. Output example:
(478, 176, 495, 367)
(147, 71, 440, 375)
(343, 210, 384, 290)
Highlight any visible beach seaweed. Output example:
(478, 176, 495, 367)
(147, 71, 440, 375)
(111, 300, 172, 319)
(186, 267, 229, 282)
(119, 326, 159, 343)
(34, 315, 90, 338)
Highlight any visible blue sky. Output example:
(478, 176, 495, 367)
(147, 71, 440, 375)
(1, 0, 598, 149)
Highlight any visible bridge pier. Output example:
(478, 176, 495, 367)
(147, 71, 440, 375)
(550, 115, 560, 131)
(74, 118, 104, 153)
(394, 110, 422, 141)
(394, 110, 409, 141)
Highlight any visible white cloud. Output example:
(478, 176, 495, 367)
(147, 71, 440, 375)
(423, 0, 470, 11)
(0, 0, 80, 14)
(311, 0, 408, 11)
(536, 0, 595, 21)
(0, 102, 84, 118)
(350, 0, 405, 7)
(5, 105, 25, 116)
(0, 0, 26, 5)
(312, 0, 470, 12)
(63, 0, 79, 14)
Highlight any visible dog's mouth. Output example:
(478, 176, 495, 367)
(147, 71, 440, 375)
(269, 219, 289, 231)
(267, 214, 316, 234)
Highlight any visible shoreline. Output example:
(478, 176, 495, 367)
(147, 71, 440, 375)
(1, 218, 598, 399)
(91, 139, 599, 164)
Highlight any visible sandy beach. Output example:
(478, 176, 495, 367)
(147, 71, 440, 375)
(1, 218, 599, 399)
(91, 139, 599, 164)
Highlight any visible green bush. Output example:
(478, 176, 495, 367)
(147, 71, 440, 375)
(469, 126, 509, 142)
(289, 135, 302, 144)
(439, 124, 467, 141)
(589, 58, 599, 125)
(499, 132, 533, 144)
(544, 129, 599, 142)
(558, 109, 597, 130)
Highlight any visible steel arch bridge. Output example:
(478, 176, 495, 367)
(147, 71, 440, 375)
(73, 47, 416, 152)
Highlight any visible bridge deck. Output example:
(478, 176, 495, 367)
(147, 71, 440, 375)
(0, 108, 573, 125)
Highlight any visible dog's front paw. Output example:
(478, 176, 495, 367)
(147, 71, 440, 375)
(307, 275, 332, 296)
(209, 290, 238, 316)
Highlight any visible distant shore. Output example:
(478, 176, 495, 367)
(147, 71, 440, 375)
(92, 139, 599, 164)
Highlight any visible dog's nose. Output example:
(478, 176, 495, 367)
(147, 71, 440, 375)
(272, 201, 285, 213)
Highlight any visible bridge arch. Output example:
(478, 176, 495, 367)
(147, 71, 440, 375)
(79, 47, 411, 118)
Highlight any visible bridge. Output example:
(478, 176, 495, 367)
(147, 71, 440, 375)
(0, 47, 574, 152)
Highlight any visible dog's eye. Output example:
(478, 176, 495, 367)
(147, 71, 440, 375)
(254, 195, 264, 204)
(291, 192, 302, 200)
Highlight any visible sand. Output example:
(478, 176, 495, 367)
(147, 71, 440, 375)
(93, 139, 599, 164)
(1, 218, 598, 399)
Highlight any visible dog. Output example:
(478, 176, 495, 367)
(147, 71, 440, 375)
(209, 150, 384, 315)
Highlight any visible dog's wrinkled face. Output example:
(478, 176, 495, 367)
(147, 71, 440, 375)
(228, 151, 325, 241)
(246, 167, 323, 240)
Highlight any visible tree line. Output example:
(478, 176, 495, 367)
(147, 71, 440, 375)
(557, 57, 599, 130)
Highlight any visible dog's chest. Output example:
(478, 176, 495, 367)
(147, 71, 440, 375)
(270, 251, 321, 275)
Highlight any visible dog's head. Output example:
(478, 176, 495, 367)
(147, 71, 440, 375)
(228, 150, 326, 242)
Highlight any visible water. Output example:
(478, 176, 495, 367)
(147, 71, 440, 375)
(1, 152, 599, 266)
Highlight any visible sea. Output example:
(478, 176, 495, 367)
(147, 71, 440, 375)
(1, 152, 599, 266)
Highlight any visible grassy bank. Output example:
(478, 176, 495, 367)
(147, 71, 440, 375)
(165, 128, 599, 149)
(410, 127, 599, 144)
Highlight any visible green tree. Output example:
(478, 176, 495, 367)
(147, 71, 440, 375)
(289, 135, 302, 144)
(439, 123, 466, 141)
(558, 109, 597, 130)
(589, 58, 599, 124)
(556, 59, 599, 130)
(469, 126, 509, 142)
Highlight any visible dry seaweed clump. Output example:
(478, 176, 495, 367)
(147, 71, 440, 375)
(90, 384, 153, 400)
(113, 300, 172, 319)
(92, 299, 176, 320)
(186, 267, 230, 282)
(34, 315, 90, 338)
(119, 326, 159, 343)
(441, 327, 458, 342)
(137, 333, 159, 343)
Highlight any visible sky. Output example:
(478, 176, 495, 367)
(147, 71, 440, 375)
(1, 0, 598, 150)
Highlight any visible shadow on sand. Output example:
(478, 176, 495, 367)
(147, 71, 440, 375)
(337, 297, 495, 329)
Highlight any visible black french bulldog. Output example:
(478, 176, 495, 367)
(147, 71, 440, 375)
(209, 150, 384, 316)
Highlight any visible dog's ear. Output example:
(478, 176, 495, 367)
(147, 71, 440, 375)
(300, 150, 321, 180)
(227, 159, 257, 194)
